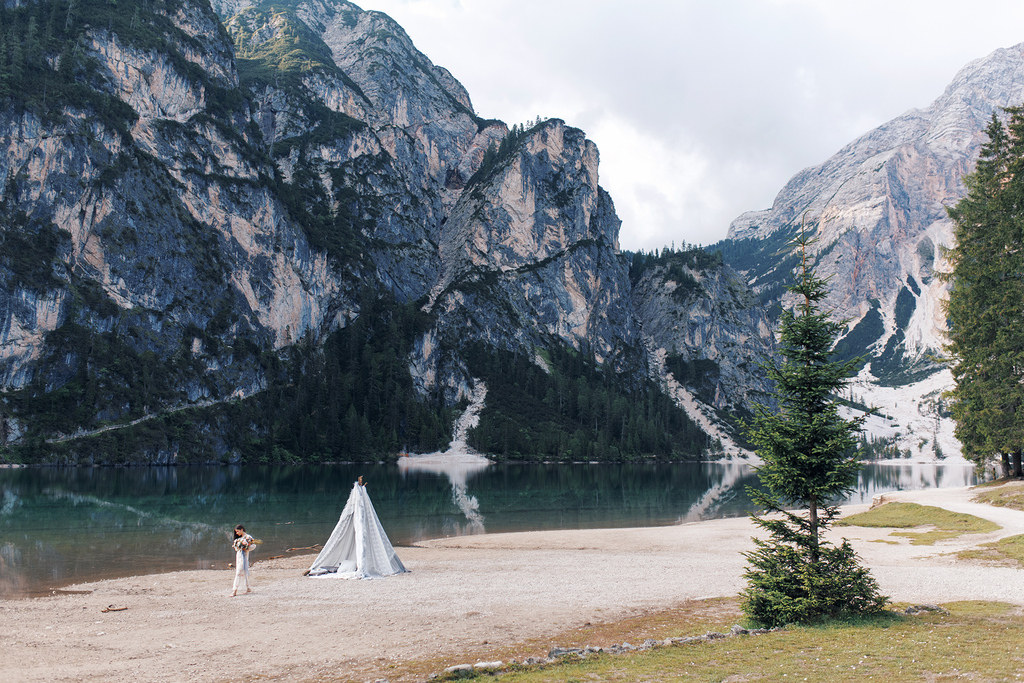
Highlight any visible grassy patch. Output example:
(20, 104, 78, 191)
(890, 529, 968, 545)
(958, 534, 1024, 568)
(363, 599, 745, 683)
(973, 480, 1024, 511)
(836, 502, 1000, 544)
(420, 599, 1024, 683)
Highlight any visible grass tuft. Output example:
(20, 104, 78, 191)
(973, 480, 1024, 511)
(957, 534, 1024, 567)
(836, 502, 1000, 544)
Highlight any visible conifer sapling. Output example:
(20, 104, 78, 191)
(741, 231, 888, 627)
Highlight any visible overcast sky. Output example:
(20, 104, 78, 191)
(353, 0, 1024, 252)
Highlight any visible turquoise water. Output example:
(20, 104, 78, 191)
(0, 461, 976, 598)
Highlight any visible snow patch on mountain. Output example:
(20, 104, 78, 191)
(842, 366, 966, 464)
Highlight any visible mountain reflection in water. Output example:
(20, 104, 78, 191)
(0, 461, 976, 598)
(398, 454, 489, 536)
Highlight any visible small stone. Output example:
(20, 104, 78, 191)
(905, 603, 948, 615)
(730, 625, 749, 635)
(473, 661, 503, 670)
(443, 664, 473, 673)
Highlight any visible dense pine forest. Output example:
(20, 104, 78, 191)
(464, 342, 707, 461)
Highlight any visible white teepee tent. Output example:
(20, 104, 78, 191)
(306, 480, 407, 579)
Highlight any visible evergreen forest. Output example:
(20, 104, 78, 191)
(944, 108, 1024, 478)
(464, 343, 707, 461)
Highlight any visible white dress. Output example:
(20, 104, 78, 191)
(232, 533, 254, 593)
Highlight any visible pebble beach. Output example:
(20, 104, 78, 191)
(2, 485, 1023, 683)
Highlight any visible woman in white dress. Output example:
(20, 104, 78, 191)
(230, 524, 255, 596)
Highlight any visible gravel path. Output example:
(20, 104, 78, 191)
(2, 485, 1022, 683)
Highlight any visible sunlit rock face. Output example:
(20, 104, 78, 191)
(727, 43, 1024, 369)
(721, 43, 1024, 459)
(432, 119, 639, 364)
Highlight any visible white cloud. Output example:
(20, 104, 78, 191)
(354, 0, 1024, 251)
(588, 115, 714, 250)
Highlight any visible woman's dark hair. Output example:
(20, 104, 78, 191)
(233, 524, 245, 538)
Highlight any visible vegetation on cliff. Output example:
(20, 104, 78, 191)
(465, 343, 707, 461)
(6, 290, 455, 464)
(0, 0, 248, 134)
(627, 243, 723, 305)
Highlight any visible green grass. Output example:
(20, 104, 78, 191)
(973, 480, 1024, 511)
(958, 534, 1024, 568)
(409, 599, 1024, 683)
(835, 502, 1001, 545)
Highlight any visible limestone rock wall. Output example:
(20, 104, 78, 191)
(632, 261, 775, 411)
(728, 43, 1024, 365)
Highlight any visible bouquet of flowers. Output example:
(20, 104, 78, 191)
(232, 536, 262, 552)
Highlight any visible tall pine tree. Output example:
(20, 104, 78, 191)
(944, 109, 1024, 478)
(741, 234, 887, 626)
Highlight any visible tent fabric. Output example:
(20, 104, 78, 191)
(307, 481, 407, 579)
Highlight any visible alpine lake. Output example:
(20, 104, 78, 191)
(0, 460, 976, 599)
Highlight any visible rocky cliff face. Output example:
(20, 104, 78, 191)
(1, 0, 766, 460)
(727, 43, 1024, 367)
(720, 43, 1024, 459)
(631, 257, 774, 412)
(224, 0, 508, 305)
(0, 0, 310, 399)
(431, 121, 637, 363)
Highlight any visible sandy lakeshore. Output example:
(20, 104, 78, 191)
(3, 485, 1024, 683)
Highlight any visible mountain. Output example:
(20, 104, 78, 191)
(0, 0, 767, 463)
(4, 0, 1020, 465)
(628, 247, 774, 451)
(715, 43, 1024, 460)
